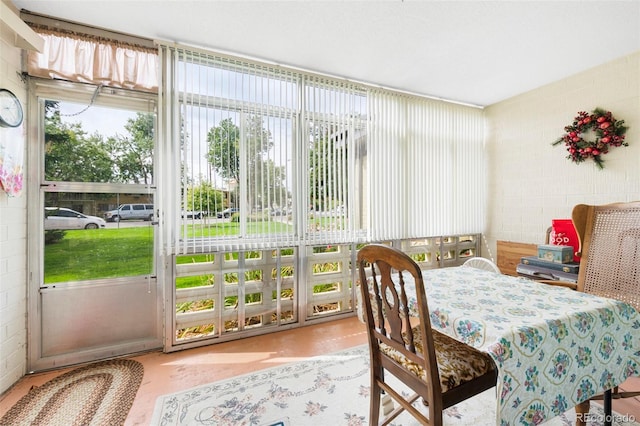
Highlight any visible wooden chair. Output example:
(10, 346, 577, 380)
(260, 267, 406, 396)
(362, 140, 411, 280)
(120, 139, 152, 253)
(540, 201, 640, 426)
(462, 256, 501, 273)
(357, 244, 497, 425)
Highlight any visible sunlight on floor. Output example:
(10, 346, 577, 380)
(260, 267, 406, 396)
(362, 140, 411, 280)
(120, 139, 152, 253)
(161, 351, 278, 365)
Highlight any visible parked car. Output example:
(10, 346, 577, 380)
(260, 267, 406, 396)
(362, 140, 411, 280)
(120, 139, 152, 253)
(216, 208, 239, 218)
(44, 207, 107, 230)
(270, 208, 291, 216)
(104, 204, 154, 222)
(181, 210, 203, 219)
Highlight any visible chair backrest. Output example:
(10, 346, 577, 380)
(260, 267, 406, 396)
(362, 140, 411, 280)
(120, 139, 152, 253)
(572, 201, 640, 310)
(356, 244, 441, 408)
(462, 256, 501, 273)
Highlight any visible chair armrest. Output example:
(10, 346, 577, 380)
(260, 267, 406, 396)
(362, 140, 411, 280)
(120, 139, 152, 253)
(536, 280, 578, 290)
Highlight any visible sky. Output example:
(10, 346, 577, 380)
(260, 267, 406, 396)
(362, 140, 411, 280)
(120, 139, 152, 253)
(59, 102, 137, 138)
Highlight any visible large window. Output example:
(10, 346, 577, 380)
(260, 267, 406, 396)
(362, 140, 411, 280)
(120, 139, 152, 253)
(164, 49, 368, 253)
(160, 45, 485, 254)
(156, 44, 485, 346)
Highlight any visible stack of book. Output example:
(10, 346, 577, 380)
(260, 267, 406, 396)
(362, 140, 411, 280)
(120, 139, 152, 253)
(516, 251, 580, 283)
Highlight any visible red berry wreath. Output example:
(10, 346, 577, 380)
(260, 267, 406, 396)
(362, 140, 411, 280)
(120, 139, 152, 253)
(552, 108, 629, 169)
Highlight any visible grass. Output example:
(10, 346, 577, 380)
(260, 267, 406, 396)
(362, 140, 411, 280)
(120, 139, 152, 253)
(44, 223, 293, 284)
(186, 220, 293, 237)
(44, 227, 154, 283)
(44, 218, 341, 284)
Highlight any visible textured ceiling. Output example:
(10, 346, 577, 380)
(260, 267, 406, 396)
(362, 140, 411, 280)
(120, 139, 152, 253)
(10, 0, 640, 106)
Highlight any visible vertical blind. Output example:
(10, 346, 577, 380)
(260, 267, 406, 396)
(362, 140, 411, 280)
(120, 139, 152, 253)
(159, 43, 485, 253)
(166, 47, 304, 252)
(406, 96, 486, 237)
(303, 76, 367, 245)
(367, 90, 485, 241)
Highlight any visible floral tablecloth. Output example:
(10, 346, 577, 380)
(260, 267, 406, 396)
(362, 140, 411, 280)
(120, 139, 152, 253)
(398, 266, 640, 425)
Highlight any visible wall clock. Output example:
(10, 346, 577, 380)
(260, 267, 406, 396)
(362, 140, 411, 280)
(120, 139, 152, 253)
(0, 88, 24, 128)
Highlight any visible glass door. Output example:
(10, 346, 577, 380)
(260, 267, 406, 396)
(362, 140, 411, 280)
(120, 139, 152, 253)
(28, 80, 162, 371)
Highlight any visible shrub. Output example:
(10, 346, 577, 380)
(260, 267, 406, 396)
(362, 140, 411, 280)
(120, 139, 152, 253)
(44, 230, 66, 244)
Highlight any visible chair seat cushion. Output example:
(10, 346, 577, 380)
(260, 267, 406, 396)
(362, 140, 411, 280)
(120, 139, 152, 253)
(380, 327, 496, 393)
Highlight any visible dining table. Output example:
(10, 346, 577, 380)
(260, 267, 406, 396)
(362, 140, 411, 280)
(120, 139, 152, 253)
(377, 265, 640, 426)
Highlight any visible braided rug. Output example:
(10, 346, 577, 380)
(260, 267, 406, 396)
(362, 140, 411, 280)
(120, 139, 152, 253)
(0, 359, 143, 426)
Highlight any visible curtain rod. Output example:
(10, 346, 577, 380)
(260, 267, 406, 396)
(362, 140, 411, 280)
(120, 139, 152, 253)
(20, 10, 156, 50)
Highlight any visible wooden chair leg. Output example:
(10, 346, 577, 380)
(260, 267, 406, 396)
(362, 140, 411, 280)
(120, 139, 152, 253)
(370, 384, 381, 426)
(603, 389, 612, 426)
(575, 400, 590, 426)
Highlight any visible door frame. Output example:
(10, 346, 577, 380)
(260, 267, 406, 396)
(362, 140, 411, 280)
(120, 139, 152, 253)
(26, 79, 163, 372)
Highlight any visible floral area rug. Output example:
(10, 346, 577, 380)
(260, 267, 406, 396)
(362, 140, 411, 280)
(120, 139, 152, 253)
(151, 345, 638, 426)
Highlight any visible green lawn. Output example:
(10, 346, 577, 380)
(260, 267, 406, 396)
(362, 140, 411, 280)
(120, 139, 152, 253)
(44, 221, 295, 284)
(45, 227, 154, 283)
(45, 218, 333, 284)
(186, 220, 293, 237)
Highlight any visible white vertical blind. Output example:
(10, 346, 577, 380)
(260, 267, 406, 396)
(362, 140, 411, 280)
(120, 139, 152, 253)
(367, 89, 406, 241)
(303, 77, 367, 245)
(367, 91, 485, 240)
(158, 43, 485, 253)
(163, 47, 301, 252)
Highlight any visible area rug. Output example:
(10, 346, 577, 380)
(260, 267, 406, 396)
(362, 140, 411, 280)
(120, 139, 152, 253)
(151, 345, 638, 426)
(0, 359, 143, 426)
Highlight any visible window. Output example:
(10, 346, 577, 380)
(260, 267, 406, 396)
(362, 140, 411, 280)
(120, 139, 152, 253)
(38, 83, 157, 285)
(160, 45, 485, 254)
(158, 44, 485, 346)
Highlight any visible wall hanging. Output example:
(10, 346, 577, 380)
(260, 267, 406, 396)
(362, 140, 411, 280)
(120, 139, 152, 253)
(0, 89, 25, 196)
(552, 108, 628, 169)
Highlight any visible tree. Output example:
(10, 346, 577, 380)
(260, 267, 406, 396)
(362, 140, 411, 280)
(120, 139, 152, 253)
(44, 102, 114, 182)
(44, 103, 155, 185)
(206, 115, 289, 211)
(308, 122, 348, 211)
(107, 113, 154, 184)
(251, 158, 289, 210)
(206, 118, 241, 182)
(184, 182, 225, 214)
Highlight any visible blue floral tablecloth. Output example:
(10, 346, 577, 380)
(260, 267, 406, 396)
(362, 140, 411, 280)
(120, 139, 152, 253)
(401, 266, 640, 426)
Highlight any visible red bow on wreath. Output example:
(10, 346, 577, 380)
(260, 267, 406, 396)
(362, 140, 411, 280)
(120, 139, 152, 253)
(552, 108, 629, 169)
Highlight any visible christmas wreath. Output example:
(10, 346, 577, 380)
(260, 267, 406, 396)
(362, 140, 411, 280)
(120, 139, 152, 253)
(552, 108, 628, 169)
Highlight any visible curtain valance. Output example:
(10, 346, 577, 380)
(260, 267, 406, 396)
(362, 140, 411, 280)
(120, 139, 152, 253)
(27, 26, 158, 92)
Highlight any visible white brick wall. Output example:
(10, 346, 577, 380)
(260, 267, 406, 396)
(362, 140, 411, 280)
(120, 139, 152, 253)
(0, 32, 28, 395)
(484, 51, 640, 257)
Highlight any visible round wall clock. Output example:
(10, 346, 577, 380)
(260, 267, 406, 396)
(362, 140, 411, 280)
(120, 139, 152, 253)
(0, 88, 24, 128)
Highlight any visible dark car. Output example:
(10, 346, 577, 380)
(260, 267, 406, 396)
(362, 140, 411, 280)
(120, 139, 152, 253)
(181, 211, 203, 219)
